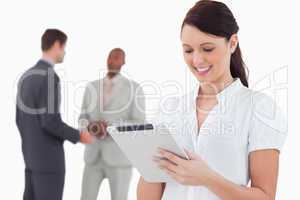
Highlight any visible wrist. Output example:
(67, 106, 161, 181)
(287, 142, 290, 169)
(199, 168, 216, 187)
(202, 169, 220, 188)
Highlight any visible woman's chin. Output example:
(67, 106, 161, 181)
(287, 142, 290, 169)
(193, 73, 213, 83)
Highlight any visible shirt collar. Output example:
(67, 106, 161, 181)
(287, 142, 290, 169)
(192, 78, 243, 102)
(40, 58, 55, 67)
(216, 78, 243, 101)
(103, 73, 123, 85)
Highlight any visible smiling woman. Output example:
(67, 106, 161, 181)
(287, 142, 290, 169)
(137, 0, 287, 200)
(181, 0, 248, 88)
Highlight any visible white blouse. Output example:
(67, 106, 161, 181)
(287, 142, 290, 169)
(158, 78, 287, 200)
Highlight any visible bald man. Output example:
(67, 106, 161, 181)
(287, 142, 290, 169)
(79, 48, 145, 200)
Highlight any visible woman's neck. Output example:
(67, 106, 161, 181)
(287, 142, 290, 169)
(199, 76, 234, 97)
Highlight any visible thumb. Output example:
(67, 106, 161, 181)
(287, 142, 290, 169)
(184, 149, 200, 160)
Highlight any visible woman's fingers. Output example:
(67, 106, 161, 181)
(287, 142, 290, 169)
(158, 148, 188, 166)
(184, 149, 201, 160)
(154, 157, 187, 176)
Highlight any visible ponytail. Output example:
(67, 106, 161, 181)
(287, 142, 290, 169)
(230, 44, 248, 87)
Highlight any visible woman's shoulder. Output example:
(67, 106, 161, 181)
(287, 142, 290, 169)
(247, 89, 287, 133)
(233, 85, 275, 109)
(242, 88, 281, 114)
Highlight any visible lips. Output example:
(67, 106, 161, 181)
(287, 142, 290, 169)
(194, 65, 212, 75)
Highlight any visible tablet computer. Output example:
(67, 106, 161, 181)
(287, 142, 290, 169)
(107, 123, 189, 182)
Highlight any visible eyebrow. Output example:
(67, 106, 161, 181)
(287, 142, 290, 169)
(183, 42, 215, 47)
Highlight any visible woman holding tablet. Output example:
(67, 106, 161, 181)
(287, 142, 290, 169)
(137, 0, 287, 199)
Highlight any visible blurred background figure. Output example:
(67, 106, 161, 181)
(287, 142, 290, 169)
(79, 48, 145, 200)
(16, 29, 92, 200)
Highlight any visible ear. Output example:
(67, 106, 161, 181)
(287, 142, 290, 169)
(229, 34, 239, 54)
(107, 57, 112, 67)
(53, 41, 60, 49)
(53, 41, 65, 50)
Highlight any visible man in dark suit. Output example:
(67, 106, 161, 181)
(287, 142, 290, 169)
(16, 29, 93, 200)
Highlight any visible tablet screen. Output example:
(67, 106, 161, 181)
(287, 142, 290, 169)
(116, 123, 154, 132)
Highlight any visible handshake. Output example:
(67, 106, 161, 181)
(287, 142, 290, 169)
(80, 120, 108, 144)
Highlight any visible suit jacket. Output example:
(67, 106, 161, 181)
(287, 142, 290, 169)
(79, 74, 145, 167)
(16, 60, 80, 173)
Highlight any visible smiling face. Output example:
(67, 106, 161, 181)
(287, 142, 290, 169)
(181, 24, 238, 85)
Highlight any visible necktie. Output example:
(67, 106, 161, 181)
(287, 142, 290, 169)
(103, 78, 114, 108)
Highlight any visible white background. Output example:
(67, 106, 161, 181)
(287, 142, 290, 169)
(0, 0, 298, 199)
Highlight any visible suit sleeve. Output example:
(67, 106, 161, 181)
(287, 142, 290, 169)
(15, 106, 21, 134)
(39, 72, 80, 144)
(130, 83, 146, 123)
(78, 83, 93, 131)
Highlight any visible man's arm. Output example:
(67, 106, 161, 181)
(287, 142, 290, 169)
(130, 84, 146, 122)
(39, 72, 80, 143)
(78, 83, 92, 131)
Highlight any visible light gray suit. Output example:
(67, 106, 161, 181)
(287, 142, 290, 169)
(79, 74, 145, 200)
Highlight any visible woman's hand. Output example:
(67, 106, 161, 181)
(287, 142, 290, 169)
(154, 148, 215, 186)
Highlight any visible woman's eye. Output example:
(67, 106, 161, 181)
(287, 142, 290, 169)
(184, 49, 193, 54)
(203, 48, 215, 52)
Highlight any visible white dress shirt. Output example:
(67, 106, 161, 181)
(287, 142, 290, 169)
(158, 78, 287, 200)
(102, 73, 122, 108)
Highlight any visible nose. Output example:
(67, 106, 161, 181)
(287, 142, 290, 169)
(193, 53, 205, 67)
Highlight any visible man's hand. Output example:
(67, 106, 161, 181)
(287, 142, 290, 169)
(80, 131, 93, 144)
(87, 120, 108, 139)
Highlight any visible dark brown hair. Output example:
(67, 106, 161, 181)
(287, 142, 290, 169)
(182, 0, 249, 87)
(41, 29, 67, 51)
